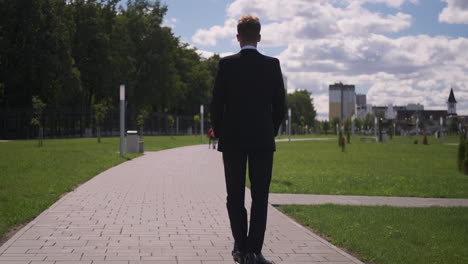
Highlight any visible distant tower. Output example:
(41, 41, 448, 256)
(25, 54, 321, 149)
(447, 88, 457, 116)
(329, 83, 356, 121)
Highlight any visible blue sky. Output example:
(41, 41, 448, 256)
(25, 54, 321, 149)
(121, 0, 468, 119)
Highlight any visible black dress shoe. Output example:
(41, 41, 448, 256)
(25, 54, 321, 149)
(232, 243, 245, 263)
(255, 253, 273, 264)
(232, 250, 245, 263)
(244, 252, 256, 264)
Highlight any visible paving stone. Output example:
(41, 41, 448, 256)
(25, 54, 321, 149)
(0, 145, 363, 264)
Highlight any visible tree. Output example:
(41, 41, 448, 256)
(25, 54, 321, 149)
(93, 100, 110, 143)
(388, 120, 394, 139)
(167, 115, 175, 136)
(344, 119, 351, 143)
(331, 117, 340, 135)
(459, 134, 466, 172)
(193, 114, 200, 134)
(71, 0, 117, 114)
(0, 0, 218, 126)
(287, 90, 317, 131)
(465, 139, 468, 175)
(0, 83, 5, 105)
(31, 96, 46, 147)
(363, 113, 375, 132)
(136, 105, 151, 138)
(354, 118, 363, 133)
(449, 118, 459, 135)
(1, 0, 80, 109)
(322, 120, 330, 135)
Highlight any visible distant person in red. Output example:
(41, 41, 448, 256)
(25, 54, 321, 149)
(207, 127, 217, 149)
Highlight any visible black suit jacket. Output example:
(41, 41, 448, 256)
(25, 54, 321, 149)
(210, 49, 287, 152)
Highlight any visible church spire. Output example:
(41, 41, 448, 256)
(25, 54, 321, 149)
(448, 88, 457, 103)
(447, 88, 457, 116)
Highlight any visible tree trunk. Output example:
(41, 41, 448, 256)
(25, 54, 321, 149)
(38, 127, 43, 147)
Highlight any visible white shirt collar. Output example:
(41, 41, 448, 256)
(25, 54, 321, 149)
(241, 45, 257, 50)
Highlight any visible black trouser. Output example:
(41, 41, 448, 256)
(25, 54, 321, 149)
(222, 151, 273, 254)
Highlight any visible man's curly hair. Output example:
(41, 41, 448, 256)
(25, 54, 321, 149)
(237, 15, 261, 43)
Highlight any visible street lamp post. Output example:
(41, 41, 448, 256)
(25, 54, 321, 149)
(200, 105, 204, 144)
(119, 84, 125, 158)
(440, 117, 444, 144)
(288, 108, 292, 142)
(374, 117, 378, 137)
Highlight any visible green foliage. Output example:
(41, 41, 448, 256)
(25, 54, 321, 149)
(281, 205, 468, 264)
(363, 113, 375, 131)
(331, 117, 340, 134)
(167, 115, 175, 128)
(0, 83, 5, 103)
(193, 114, 200, 123)
(31, 96, 46, 147)
(322, 120, 330, 134)
(93, 100, 110, 143)
(1, 0, 80, 108)
(93, 101, 110, 126)
(354, 118, 363, 131)
(31, 96, 46, 120)
(450, 118, 459, 134)
(0, 0, 217, 118)
(287, 90, 317, 132)
(388, 120, 394, 139)
(136, 105, 151, 127)
(343, 118, 351, 133)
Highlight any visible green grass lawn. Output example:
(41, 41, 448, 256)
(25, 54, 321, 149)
(0, 135, 200, 241)
(280, 204, 468, 264)
(270, 135, 468, 198)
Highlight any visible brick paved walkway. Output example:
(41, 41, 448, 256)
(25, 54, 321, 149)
(269, 194, 468, 207)
(0, 145, 363, 264)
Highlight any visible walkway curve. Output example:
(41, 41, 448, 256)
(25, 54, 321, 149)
(270, 194, 468, 207)
(0, 145, 363, 264)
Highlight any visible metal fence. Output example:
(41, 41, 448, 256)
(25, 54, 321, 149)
(0, 107, 210, 140)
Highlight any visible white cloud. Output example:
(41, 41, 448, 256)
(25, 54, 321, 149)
(192, 18, 237, 46)
(163, 17, 177, 29)
(196, 49, 234, 59)
(191, 0, 468, 119)
(439, 0, 468, 24)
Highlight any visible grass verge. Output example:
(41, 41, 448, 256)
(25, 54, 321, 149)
(271, 135, 468, 198)
(280, 204, 468, 264)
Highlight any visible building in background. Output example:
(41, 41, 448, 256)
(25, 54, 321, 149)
(329, 83, 356, 121)
(406, 103, 424, 111)
(447, 87, 457, 117)
(355, 94, 372, 119)
(328, 85, 462, 134)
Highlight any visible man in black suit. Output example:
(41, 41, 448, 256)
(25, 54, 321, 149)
(210, 15, 286, 264)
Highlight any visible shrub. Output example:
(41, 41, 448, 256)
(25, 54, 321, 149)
(465, 140, 468, 175)
(458, 134, 466, 172)
(338, 130, 342, 146)
(422, 133, 428, 145)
